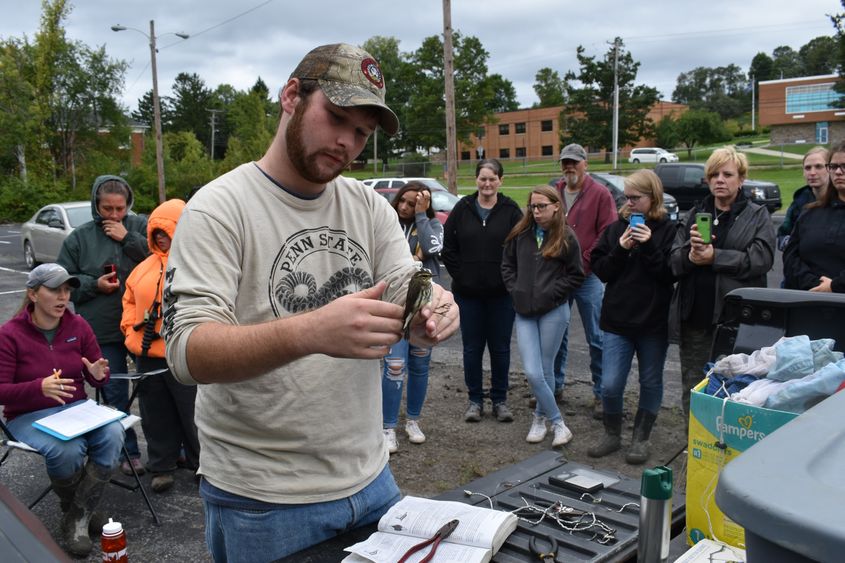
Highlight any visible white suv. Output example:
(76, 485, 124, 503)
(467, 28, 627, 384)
(628, 147, 679, 164)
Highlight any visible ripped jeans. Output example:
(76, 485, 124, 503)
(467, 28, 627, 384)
(381, 339, 432, 428)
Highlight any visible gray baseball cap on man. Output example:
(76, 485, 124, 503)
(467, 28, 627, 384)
(27, 263, 80, 289)
(559, 143, 588, 162)
(290, 43, 400, 136)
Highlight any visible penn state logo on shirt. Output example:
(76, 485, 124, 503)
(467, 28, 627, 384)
(360, 58, 384, 89)
(269, 227, 374, 317)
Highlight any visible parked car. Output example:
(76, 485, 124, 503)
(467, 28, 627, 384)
(374, 187, 461, 225)
(21, 202, 92, 269)
(654, 162, 781, 212)
(361, 177, 451, 191)
(548, 173, 680, 222)
(629, 147, 679, 164)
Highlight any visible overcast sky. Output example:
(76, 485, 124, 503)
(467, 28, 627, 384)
(0, 0, 838, 114)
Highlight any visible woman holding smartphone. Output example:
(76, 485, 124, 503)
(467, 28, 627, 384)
(669, 147, 775, 420)
(501, 186, 584, 446)
(589, 170, 675, 464)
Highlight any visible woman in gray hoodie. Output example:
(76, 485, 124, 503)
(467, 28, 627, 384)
(381, 181, 443, 454)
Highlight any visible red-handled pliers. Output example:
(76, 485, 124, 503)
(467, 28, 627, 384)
(397, 519, 460, 563)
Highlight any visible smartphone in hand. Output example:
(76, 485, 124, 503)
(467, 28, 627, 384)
(629, 213, 645, 229)
(695, 213, 712, 244)
(103, 263, 117, 281)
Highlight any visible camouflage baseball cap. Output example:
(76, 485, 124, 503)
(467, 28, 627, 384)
(290, 43, 399, 136)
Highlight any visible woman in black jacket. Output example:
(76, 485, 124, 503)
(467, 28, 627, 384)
(784, 140, 845, 293)
(589, 170, 676, 464)
(502, 186, 584, 447)
(442, 159, 523, 423)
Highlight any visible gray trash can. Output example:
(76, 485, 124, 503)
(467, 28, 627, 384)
(715, 389, 845, 562)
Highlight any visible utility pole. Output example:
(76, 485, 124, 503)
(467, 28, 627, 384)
(442, 0, 458, 194)
(208, 109, 223, 160)
(149, 20, 166, 203)
(750, 74, 756, 132)
(611, 37, 621, 171)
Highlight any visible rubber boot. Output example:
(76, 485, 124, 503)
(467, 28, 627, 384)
(49, 468, 83, 513)
(587, 412, 623, 458)
(626, 409, 657, 465)
(61, 461, 111, 556)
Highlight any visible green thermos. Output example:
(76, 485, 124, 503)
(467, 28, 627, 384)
(638, 465, 673, 562)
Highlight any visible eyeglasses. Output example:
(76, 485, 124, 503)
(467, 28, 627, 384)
(624, 194, 645, 202)
(827, 163, 845, 172)
(528, 203, 553, 211)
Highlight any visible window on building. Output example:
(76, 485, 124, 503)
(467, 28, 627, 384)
(499, 148, 510, 158)
(541, 120, 553, 132)
(515, 122, 526, 134)
(461, 151, 471, 160)
(515, 147, 526, 158)
(498, 124, 509, 135)
(816, 121, 830, 144)
(786, 83, 845, 113)
(542, 145, 554, 156)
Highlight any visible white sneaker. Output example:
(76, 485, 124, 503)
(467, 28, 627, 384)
(552, 420, 573, 447)
(405, 420, 426, 444)
(383, 429, 398, 454)
(526, 415, 547, 443)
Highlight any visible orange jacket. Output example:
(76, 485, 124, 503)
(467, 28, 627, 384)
(121, 199, 185, 358)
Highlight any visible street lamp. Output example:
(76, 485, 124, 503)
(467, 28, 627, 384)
(111, 21, 189, 203)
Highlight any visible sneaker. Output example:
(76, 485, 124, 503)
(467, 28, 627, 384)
(383, 429, 398, 454)
(526, 415, 547, 443)
(120, 457, 146, 476)
(405, 420, 426, 444)
(464, 402, 482, 423)
(492, 402, 514, 423)
(150, 473, 174, 493)
(551, 420, 573, 447)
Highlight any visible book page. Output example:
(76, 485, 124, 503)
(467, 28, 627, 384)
(342, 532, 491, 563)
(377, 496, 517, 551)
(32, 399, 125, 440)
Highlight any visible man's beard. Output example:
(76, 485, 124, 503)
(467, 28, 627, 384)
(564, 170, 580, 187)
(285, 100, 348, 184)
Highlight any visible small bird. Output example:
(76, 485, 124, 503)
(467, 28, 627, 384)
(402, 269, 433, 340)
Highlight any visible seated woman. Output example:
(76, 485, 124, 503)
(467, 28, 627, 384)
(0, 263, 122, 557)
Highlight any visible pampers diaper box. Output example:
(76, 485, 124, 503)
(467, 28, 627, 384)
(685, 378, 798, 549)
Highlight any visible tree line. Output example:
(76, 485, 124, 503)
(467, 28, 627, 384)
(1, 0, 844, 220)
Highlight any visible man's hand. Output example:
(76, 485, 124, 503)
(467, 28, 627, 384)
(102, 219, 127, 242)
(408, 283, 459, 348)
(308, 282, 404, 359)
(97, 273, 120, 294)
(810, 276, 833, 292)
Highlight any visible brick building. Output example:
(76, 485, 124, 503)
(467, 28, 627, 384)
(759, 74, 845, 145)
(459, 101, 687, 162)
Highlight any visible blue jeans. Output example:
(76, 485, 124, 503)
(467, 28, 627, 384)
(382, 339, 431, 428)
(553, 273, 604, 398)
(7, 401, 124, 479)
(601, 331, 668, 415)
(515, 303, 570, 424)
(455, 293, 515, 405)
(202, 464, 401, 562)
(99, 343, 139, 459)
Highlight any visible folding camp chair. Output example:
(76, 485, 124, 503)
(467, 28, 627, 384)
(1, 373, 163, 524)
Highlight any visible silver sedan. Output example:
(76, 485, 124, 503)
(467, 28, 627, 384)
(21, 202, 91, 269)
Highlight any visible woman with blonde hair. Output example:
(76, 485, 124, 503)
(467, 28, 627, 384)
(669, 147, 775, 419)
(502, 185, 584, 446)
(589, 170, 676, 464)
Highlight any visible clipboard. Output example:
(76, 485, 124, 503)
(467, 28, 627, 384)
(32, 399, 127, 441)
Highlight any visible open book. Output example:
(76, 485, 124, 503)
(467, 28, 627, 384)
(342, 496, 518, 563)
(32, 399, 126, 440)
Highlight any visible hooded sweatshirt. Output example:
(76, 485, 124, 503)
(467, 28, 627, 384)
(57, 175, 149, 344)
(122, 199, 186, 358)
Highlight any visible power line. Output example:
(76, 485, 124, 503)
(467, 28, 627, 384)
(158, 0, 278, 49)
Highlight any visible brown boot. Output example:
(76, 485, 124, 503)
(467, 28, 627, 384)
(62, 462, 111, 556)
(587, 412, 622, 458)
(626, 409, 657, 465)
